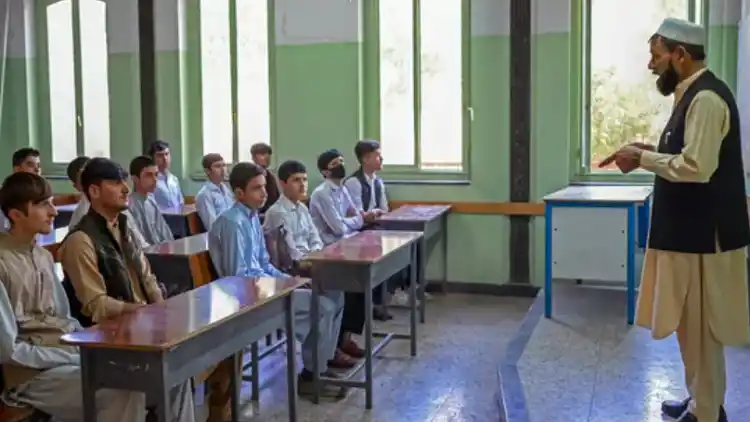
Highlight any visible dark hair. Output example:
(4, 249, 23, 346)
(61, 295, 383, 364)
(317, 149, 342, 172)
(129, 155, 156, 178)
(250, 143, 272, 156)
(229, 162, 266, 191)
(66, 156, 91, 182)
(147, 140, 170, 156)
(12, 148, 40, 167)
(354, 139, 381, 162)
(201, 153, 224, 170)
(277, 160, 307, 182)
(80, 157, 129, 199)
(649, 34, 706, 61)
(0, 172, 53, 223)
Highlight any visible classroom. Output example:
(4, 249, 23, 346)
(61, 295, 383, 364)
(0, 0, 748, 421)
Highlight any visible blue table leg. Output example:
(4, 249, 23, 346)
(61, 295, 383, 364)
(626, 204, 636, 325)
(544, 203, 552, 318)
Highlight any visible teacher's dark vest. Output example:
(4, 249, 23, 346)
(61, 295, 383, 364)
(347, 167, 384, 211)
(648, 70, 750, 254)
(61, 210, 151, 326)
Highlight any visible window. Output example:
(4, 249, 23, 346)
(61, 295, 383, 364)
(45, 0, 110, 164)
(377, 0, 469, 173)
(198, 0, 271, 164)
(582, 0, 703, 173)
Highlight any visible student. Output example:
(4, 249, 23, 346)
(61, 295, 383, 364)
(263, 160, 362, 368)
(67, 156, 148, 247)
(148, 140, 184, 210)
(209, 162, 347, 398)
(343, 139, 388, 215)
(250, 142, 280, 213)
(127, 155, 175, 245)
(56, 158, 197, 421)
(0, 172, 191, 421)
(195, 153, 234, 230)
(0, 148, 43, 232)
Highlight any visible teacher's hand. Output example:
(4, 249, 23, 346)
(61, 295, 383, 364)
(598, 145, 643, 173)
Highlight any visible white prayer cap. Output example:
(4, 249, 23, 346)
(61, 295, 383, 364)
(654, 17, 705, 46)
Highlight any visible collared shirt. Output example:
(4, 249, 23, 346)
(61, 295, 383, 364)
(0, 232, 80, 370)
(308, 179, 364, 245)
(195, 181, 235, 230)
(58, 217, 162, 323)
(343, 172, 389, 212)
(209, 202, 287, 278)
(69, 196, 149, 247)
(263, 195, 324, 261)
(128, 192, 175, 245)
(153, 171, 184, 210)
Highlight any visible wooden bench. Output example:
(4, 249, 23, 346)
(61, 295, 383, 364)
(38, 227, 69, 262)
(60, 276, 305, 422)
(161, 205, 203, 239)
(143, 233, 216, 297)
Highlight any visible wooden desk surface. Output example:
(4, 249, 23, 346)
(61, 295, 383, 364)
(543, 185, 652, 204)
(38, 227, 69, 247)
(143, 233, 208, 256)
(162, 204, 197, 216)
(302, 230, 422, 264)
(379, 204, 452, 222)
(60, 276, 306, 351)
(55, 203, 78, 213)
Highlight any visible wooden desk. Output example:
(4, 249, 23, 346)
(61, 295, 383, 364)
(38, 227, 69, 261)
(301, 230, 422, 409)
(377, 204, 452, 322)
(54, 203, 77, 228)
(543, 185, 652, 325)
(144, 233, 215, 297)
(60, 276, 304, 422)
(161, 205, 203, 239)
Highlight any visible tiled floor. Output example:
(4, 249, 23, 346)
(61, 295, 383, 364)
(498, 283, 750, 422)
(195, 293, 532, 422)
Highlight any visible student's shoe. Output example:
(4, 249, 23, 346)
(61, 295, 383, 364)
(662, 398, 727, 422)
(297, 375, 347, 399)
(339, 340, 365, 358)
(676, 411, 728, 422)
(327, 350, 357, 369)
(373, 306, 393, 321)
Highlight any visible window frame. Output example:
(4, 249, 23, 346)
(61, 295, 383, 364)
(186, 0, 276, 179)
(572, 0, 708, 183)
(360, 0, 472, 182)
(36, 0, 109, 175)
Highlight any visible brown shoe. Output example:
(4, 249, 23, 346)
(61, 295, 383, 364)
(327, 350, 357, 369)
(297, 375, 347, 399)
(340, 339, 365, 358)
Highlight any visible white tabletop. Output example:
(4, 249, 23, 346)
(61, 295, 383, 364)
(543, 185, 652, 203)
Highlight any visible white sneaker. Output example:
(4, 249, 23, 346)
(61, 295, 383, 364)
(391, 290, 411, 306)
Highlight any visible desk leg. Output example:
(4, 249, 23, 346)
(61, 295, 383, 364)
(250, 342, 260, 401)
(230, 353, 240, 422)
(418, 237, 427, 324)
(364, 283, 374, 409)
(544, 203, 553, 319)
(80, 350, 97, 422)
(441, 215, 448, 294)
(409, 244, 418, 356)
(626, 205, 636, 325)
(154, 377, 171, 422)
(310, 284, 321, 404)
(284, 294, 299, 422)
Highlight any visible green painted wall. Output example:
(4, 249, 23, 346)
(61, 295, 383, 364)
(0, 22, 740, 286)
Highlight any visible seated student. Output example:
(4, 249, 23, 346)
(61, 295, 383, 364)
(209, 162, 347, 398)
(67, 156, 149, 247)
(149, 140, 184, 210)
(0, 148, 43, 233)
(127, 155, 175, 245)
(263, 160, 362, 368)
(55, 158, 198, 421)
(0, 172, 194, 421)
(344, 140, 417, 306)
(308, 150, 385, 348)
(250, 142, 280, 214)
(195, 153, 234, 230)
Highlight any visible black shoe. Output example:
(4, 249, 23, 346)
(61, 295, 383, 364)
(373, 307, 393, 321)
(662, 397, 728, 421)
